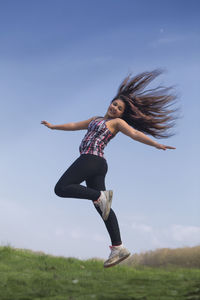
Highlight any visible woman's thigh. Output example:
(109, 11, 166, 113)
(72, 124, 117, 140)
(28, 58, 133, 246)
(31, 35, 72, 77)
(55, 154, 108, 187)
(86, 175, 106, 191)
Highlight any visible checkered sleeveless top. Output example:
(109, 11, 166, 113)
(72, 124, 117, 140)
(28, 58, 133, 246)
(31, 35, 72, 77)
(79, 117, 115, 158)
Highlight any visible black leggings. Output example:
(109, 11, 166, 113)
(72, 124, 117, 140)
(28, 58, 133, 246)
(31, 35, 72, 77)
(54, 154, 122, 246)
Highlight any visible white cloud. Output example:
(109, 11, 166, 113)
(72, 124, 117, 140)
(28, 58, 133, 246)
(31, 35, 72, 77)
(171, 224, 200, 244)
(70, 229, 82, 240)
(54, 228, 66, 237)
(0, 198, 30, 218)
(131, 222, 152, 233)
(149, 33, 200, 48)
(121, 220, 200, 253)
(1, 197, 199, 258)
(92, 233, 107, 243)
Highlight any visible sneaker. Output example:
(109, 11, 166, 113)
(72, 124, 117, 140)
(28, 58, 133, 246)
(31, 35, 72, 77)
(104, 245, 131, 268)
(94, 190, 113, 221)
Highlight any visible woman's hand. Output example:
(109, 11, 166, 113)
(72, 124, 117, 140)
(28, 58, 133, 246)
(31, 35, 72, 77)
(41, 120, 54, 129)
(155, 143, 176, 150)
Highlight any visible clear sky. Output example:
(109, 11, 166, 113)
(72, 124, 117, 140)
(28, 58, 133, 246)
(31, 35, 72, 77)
(0, 0, 200, 259)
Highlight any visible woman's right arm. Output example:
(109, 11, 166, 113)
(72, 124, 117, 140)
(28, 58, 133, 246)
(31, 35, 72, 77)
(41, 116, 96, 131)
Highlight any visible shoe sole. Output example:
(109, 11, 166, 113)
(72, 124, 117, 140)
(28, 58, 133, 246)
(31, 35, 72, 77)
(104, 252, 131, 268)
(103, 190, 113, 221)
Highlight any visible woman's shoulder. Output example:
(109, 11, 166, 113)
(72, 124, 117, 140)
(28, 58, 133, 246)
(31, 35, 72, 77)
(109, 117, 127, 126)
(107, 118, 131, 134)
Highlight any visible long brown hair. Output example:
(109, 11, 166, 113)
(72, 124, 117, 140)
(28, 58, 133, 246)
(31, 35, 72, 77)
(112, 69, 180, 139)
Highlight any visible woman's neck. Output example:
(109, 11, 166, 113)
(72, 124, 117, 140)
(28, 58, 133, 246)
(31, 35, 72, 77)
(103, 113, 112, 120)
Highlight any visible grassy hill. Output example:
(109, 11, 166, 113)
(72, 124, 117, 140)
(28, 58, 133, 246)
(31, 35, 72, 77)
(122, 245, 200, 269)
(0, 245, 200, 300)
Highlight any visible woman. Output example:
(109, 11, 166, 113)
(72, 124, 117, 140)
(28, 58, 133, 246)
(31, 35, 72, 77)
(41, 69, 178, 268)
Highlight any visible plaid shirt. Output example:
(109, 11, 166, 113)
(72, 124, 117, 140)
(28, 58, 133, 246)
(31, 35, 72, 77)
(79, 117, 114, 157)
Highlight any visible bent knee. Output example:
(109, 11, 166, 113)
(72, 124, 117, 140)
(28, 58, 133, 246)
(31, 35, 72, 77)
(54, 184, 62, 197)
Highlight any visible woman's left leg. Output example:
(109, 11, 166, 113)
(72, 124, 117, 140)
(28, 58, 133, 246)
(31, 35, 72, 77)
(86, 175, 122, 246)
(87, 174, 131, 268)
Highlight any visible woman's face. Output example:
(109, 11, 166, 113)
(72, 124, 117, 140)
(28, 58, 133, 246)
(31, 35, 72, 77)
(107, 99, 125, 118)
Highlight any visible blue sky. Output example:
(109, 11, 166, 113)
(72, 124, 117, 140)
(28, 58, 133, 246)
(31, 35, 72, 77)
(0, 0, 200, 259)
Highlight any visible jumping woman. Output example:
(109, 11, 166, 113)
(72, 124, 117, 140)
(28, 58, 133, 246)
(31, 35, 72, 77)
(41, 69, 178, 268)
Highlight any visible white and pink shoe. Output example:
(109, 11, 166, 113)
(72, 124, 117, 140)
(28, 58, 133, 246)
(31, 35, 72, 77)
(94, 190, 113, 221)
(104, 244, 131, 268)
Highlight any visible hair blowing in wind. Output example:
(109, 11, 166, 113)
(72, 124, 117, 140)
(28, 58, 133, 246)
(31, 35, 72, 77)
(112, 69, 179, 139)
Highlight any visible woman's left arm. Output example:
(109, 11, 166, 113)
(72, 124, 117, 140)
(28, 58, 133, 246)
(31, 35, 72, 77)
(116, 118, 176, 150)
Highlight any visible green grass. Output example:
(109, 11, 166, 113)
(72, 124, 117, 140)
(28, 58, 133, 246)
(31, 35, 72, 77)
(0, 246, 200, 300)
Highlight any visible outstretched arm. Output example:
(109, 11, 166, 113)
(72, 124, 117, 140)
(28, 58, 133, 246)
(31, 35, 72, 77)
(116, 119, 176, 150)
(41, 116, 96, 131)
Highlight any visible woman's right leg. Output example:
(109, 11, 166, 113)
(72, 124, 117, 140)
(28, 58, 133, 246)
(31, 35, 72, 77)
(54, 155, 101, 201)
